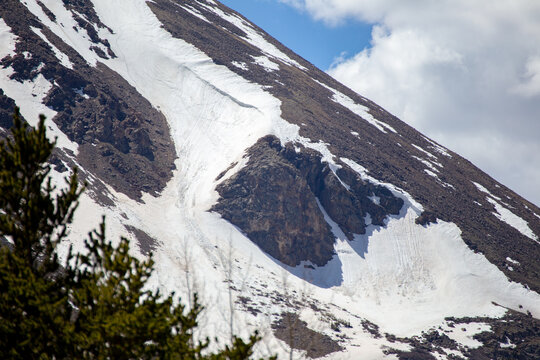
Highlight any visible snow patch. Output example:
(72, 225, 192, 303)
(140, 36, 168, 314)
(0, 68, 78, 153)
(22, 0, 105, 66)
(486, 197, 539, 243)
(332, 93, 396, 134)
(314, 79, 397, 134)
(412, 143, 438, 159)
(472, 181, 502, 201)
(424, 169, 439, 178)
(73, 87, 90, 99)
(440, 322, 491, 349)
(179, 4, 210, 23)
(31, 27, 73, 69)
(506, 257, 520, 265)
(230, 61, 248, 70)
(369, 195, 381, 205)
(413, 155, 440, 173)
(252, 56, 279, 72)
(423, 136, 452, 158)
(197, 2, 306, 70)
(473, 182, 538, 242)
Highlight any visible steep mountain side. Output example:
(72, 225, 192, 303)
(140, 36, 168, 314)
(147, 0, 540, 292)
(1, 1, 539, 358)
(0, 0, 176, 202)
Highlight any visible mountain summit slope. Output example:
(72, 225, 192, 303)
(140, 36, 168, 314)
(1, 0, 539, 358)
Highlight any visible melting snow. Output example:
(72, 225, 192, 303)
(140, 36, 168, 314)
(440, 322, 491, 349)
(369, 195, 381, 205)
(506, 257, 520, 265)
(179, 4, 210, 23)
(486, 197, 539, 243)
(197, 2, 306, 70)
(472, 181, 501, 200)
(413, 156, 440, 173)
(31, 27, 73, 69)
(314, 79, 397, 134)
(22, 0, 107, 66)
(412, 143, 438, 159)
(424, 169, 439, 178)
(474, 182, 539, 242)
(423, 136, 452, 158)
(332, 93, 396, 134)
(0, 18, 17, 57)
(230, 61, 248, 70)
(0, 20, 78, 153)
(251, 56, 279, 72)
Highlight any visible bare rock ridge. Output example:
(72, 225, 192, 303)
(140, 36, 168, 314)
(212, 135, 403, 267)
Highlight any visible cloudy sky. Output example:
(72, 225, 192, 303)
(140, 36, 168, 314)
(221, 0, 540, 206)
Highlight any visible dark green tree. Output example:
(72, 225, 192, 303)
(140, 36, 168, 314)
(0, 108, 272, 359)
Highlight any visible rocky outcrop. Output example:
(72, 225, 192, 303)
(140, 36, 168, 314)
(0, 0, 176, 201)
(212, 135, 403, 267)
(149, 0, 540, 292)
(272, 312, 344, 358)
(212, 136, 335, 267)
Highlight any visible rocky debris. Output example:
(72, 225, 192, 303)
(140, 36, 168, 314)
(59, 0, 116, 59)
(446, 311, 540, 360)
(362, 319, 382, 339)
(212, 135, 403, 267)
(272, 312, 343, 358)
(125, 226, 159, 256)
(384, 310, 540, 360)
(0, 0, 177, 201)
(415, 211, 438, 226)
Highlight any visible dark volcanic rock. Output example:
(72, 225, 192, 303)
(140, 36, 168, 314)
(212, 135, 403, 267)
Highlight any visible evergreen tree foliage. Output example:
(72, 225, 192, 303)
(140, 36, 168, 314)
(0, 108, 272, 360)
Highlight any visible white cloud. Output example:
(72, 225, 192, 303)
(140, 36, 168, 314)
(512, 56, 540, 97)
(282, 0, 540, 206)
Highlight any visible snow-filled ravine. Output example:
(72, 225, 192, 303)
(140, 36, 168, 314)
(1, 0, 539, 358)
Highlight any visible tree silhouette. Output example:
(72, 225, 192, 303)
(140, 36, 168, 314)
(0, 108, 272, 360)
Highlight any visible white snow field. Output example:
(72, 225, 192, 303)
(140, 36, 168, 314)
(2, 1, 539, 358)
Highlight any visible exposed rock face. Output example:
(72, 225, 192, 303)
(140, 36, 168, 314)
(0, 0, 176, 201)
(212, 135, 403, 266)
(212, 136, 335, 267)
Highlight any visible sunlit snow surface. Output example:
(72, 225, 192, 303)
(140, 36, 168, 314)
(1, 1, 540, 358)
(473, 182, 539, 243)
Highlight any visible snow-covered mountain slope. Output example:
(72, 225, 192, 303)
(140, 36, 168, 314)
(0, 0, 539, 358)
